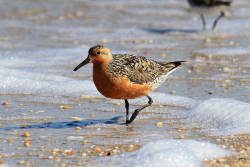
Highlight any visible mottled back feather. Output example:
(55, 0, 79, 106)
(107, 54, 184, 85)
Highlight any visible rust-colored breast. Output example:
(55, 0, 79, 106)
(93, 63, 152, 99)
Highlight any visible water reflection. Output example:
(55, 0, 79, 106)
(142, 27, 198, 34)
(3, 116, 122, 130)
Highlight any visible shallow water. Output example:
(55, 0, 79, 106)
(0, 0, 249, 166)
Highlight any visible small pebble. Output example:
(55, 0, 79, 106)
(221, 145, 227, 149)
(24, 140, 31, 147)
(23, 132, 30, 138)
(218, 35, 229, 39)
(39, 154, 45, 159)
(81, 95, 92, 99)
(7, 138, 13, 143)
(75, 127, 82, 131)
(2, 102, 8, 106)
(60, 163, 66, 167)
(77, 149, 83, 154)
(53, 148, 61, 154)
(27, 152, 33, 156)
(161, 53, 166, 58)
(60, 106, 72, 109)
(156, 122, 163, 128)
(64, 149, 73, 155)
(216, 138, 221, 142)
(128, 144, 134, 148)
(54, 155, 60, 161)
(81, 153, 87, 157)
(187, 69, 192, 74)
(83, 140, 87, 145)
(216, 158, 226, 163)
(133, 40, 141, 44)
(18, 160, 26, 165)
(177, 128, 183, 132)
(179, 135, 185, 139)
(99, 152, 104, 156)
(112, 149, 118, 154)
(93, 146, 102, 152)
(192, 65, 201, 72)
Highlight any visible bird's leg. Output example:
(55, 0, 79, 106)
(126, 96, 153, 125)
(212, 11, 225, 31)
(200, 14, 206, 31)
(125, 99, 129, 123)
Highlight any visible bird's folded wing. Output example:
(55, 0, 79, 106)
(109, 54, 182, 85)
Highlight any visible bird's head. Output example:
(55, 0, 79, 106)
(73, 45, 112, 71)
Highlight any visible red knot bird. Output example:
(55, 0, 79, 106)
(74, 45, 185, 124)
(187, 0, 232, 31)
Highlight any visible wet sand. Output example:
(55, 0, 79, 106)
(0, 0, 249, 166)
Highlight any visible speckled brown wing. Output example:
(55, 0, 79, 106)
(107, 54, 183, 85)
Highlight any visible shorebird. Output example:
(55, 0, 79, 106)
(74, 45, 185, 124)
(187, 0, 232, 31)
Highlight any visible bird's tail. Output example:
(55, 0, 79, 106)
(215, 1, 232, 6)
(159, 61, 186, 71)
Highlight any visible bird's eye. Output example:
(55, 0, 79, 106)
(97, 51, 101, 55)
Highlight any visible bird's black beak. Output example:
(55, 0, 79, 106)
(73, 56, 90, 71)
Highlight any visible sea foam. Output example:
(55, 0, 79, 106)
(96, 139, 232, 167)
(188, 98, 250, 136)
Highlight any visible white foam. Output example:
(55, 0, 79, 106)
(0, 67, 98, 96)
(0, 48, 101, 97)
(188, 98, 250, 136)
(96, 139, 232, 167)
